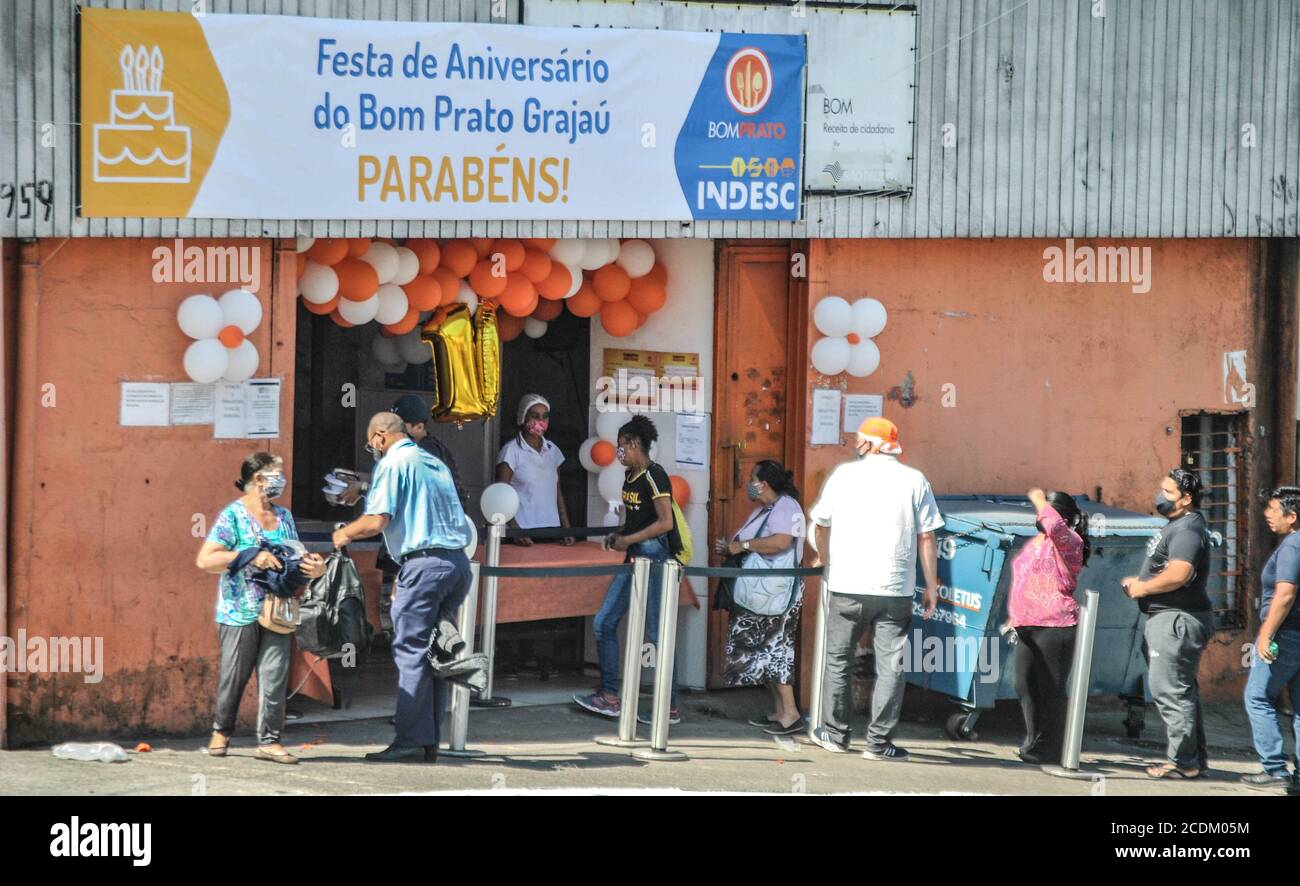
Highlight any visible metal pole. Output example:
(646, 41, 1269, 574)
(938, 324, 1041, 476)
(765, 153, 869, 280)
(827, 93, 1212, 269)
(472, 522, 511, 707)
(806, 569, 830, 742)
(633, 559, 687, 761)
(595, 557, 651, 748)
(1042, 589, 1100, 779)
(443, 562, 485, 758)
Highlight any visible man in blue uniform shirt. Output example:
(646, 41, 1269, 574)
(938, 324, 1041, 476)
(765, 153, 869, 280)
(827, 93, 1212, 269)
(334, 412, 472, 763)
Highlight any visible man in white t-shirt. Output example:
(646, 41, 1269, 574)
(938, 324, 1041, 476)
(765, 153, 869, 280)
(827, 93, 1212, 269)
(808, 417, 943, 761)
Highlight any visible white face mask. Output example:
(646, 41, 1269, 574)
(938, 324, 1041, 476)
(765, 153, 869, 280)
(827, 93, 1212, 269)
(260, 472, 286, 499)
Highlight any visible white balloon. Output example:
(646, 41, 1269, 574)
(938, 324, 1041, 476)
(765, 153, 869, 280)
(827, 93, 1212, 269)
(811, 336, 851, 376)
(378, 359, 408, 374)
(397, 330, 432, 365)
(813, 296, 853, 338)
(602, 505, 622, 527)
(337, 294, 380, 325)
(851, 297, 888, 339)
(183, 339, 229, 384)
(454, 281, 479, 314)
(578, 437, 600, 473)
(846, 339, 881, 378)
(549, 238, 585, 265)
(299, 262, 339, 304)
(462, 515, 478, 557)
(219, 289, 263, 334)
(223, 339, 260, 381)
(360, 241, 401, 285)
(374, 283, 410, 325)
(563, 263, 584, 298)
(616, 239, 656, 278)
(371, 333, 401, 365)
(595, 409, 626, 443)
(295, 236, 315, 253)
(480, 482, 520, 525)
(577, 239, 607, 271)
(177, 294, 223, 340)
(524, 318, 548, 339)
(597, 463, 626, 503)
(391, 247, 420, 286)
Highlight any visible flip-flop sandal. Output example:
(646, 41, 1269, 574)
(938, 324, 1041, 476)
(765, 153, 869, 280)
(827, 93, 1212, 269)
(1146, 763, 1200, 779)
(205, 734, 229, 757)
(255, 746, 300, 765)
(747, 715, 779, 728)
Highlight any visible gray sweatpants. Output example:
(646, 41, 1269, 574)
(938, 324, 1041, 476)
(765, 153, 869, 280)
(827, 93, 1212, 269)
(214, 621, 292, 745)
(1143, 610, 1213, 769)
(820, 593, 912, 751)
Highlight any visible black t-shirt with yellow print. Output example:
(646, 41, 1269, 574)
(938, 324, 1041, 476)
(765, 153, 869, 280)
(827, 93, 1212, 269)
(619, 462, 673, 540)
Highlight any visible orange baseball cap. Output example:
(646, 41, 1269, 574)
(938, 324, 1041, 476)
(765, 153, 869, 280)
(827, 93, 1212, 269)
(857, 417, 902, 454)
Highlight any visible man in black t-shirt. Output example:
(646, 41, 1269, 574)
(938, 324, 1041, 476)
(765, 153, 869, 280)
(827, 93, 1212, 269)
(1122, 467, 1214, 779)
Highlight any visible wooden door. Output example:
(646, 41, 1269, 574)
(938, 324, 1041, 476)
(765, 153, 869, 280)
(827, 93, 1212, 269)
(708, 242, 801, 687)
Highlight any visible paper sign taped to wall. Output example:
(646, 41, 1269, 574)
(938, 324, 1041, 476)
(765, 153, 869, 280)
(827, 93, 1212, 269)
(811, 388, 841, 445)
(120, 382, 171, 427)
(843, 394, 883, 432)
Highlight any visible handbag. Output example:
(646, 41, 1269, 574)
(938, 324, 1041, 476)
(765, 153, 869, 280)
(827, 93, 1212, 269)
(298, 552, 371, 656)
(731, 507, 800, 616)
(713, 507, 773, 614)
(258, 593, 301, 634)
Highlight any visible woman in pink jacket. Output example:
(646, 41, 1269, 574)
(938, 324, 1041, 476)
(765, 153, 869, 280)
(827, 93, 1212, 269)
(1005, 488, 1089, 764)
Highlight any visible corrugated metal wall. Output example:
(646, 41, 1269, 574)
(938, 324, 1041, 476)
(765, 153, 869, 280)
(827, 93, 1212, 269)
(2, 0, 1298, 238)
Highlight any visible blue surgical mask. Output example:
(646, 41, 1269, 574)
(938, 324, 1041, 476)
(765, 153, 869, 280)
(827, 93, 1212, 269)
(746, 481, 762, 501)
(261, 473, 286, 500)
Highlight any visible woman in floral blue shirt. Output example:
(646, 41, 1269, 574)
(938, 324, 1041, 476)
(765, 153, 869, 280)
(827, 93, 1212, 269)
(196, 452, 325, 763)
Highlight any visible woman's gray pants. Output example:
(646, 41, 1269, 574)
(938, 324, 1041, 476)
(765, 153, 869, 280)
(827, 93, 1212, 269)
(213, 621, 292, 745)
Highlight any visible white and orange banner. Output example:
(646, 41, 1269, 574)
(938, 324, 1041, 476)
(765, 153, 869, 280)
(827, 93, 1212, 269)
(79, 9, 804, 221)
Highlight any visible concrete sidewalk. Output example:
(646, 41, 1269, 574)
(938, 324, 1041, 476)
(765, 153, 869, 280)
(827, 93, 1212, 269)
(0, 689, 1288, 796)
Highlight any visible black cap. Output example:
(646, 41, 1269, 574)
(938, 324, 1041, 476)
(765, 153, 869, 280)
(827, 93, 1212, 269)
(391, 394, 430, 425)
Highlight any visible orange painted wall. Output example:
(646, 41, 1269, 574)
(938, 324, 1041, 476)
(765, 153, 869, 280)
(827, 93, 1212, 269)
(802, 238, 1259, 700)
(7, 238, 296, 743)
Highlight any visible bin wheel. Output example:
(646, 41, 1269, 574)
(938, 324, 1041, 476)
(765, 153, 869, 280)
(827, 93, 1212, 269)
(945, 712, 979, 741)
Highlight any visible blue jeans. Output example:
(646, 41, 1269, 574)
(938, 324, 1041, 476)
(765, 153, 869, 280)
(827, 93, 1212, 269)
(593, 536, 678, 704)
(1244, 629, 1300, 777)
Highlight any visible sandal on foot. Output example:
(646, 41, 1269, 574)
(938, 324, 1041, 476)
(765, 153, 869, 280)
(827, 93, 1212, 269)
(1146, 762, 1200, 779)
(255, 744, 299, 765)
(205, 732, 229, 757)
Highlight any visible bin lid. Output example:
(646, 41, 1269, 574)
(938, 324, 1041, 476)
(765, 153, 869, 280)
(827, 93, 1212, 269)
(936, 495, 1165, 538)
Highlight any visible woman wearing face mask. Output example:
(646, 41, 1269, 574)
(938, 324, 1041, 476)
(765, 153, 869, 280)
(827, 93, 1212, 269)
(1003, 488, 1089, 764)
(496, 393, 572, 546)
(715, 460, 807, 734)
(195, 452, 326, 763)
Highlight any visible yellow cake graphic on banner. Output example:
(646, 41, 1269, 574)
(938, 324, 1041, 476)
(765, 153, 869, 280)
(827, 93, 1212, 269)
(80, 9, 230, 217)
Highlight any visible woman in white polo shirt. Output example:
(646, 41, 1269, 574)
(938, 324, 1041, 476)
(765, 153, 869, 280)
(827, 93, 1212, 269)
(495, 393, 573, 546)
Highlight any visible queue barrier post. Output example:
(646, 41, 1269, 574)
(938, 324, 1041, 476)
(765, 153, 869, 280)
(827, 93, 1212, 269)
(1042, 589, 1100, 780)
(472, 521, 511, 708)
(633, 559, 688, 762)
(442, 561, 486, 758)
(806, 567, 830, 743)
(595, 557, 652, 748)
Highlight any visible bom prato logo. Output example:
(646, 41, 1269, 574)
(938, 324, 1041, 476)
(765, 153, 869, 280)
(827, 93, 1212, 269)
(723, 47, 773, 116)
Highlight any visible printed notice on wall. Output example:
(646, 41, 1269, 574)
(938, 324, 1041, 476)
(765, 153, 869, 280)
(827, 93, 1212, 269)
(213, 382, 248, 439)
(843, 394, 883, 432)
(120, 382, 171, 427)
(170, 383, 216, 425)
(245, 379, 281, 438)
(811, 388, 842, 445)
(675, 412, 709, 470)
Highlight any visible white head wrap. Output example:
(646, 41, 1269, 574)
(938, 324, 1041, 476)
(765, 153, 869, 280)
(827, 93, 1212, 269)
(517, 393, 551, 426)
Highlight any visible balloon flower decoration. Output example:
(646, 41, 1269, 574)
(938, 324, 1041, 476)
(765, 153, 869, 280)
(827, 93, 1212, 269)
(810, 296, 888, 378)
(480, 482, 520, 527)
(177, 289, 264, 383)
(578, 408, 689, 524)
(296, 235, 670, 373)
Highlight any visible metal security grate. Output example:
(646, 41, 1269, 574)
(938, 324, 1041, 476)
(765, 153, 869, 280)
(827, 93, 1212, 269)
(1180, 413, 1247, 629)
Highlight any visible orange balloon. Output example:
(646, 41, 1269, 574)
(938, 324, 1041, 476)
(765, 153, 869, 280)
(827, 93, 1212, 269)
(302, 294, 339, 315)
(500, 275, 539, 318)
(591, 440, 616, 467)
(566, 281, 603, 318)
(402, 276, 442, 311)
(491, 239, 526, 272)
(497, 312, 526, 342)
(519, 249, 553, 284)
(634, 309, 647, 329)
(430, 267, 462, 306)
(440, 240, 478, 277)
(295, 251, 307, 280)
(407, 239, 441, 275)
(346, 237, 372, 258)
(218, 325, 245, 348)
(307, 238, 348, 266)
(593, 264, 632, 302)
(626, 275, 667, 315)
(330, 309, 355, 328)
(522, 237, 557, 251)
(538, 263, 573, 300)
(384, 306, 421, 335)
(646, 262, 668, 287)
(669, 474, 691, 506)
(532, 298, 563, 322)
(599, 300, 639, 337)
(470, 237, 494, 258)
(335, 258, 380, 301)
(469, 260, 508, 298)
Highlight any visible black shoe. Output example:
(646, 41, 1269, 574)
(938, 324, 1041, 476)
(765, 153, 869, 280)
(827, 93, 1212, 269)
(1016, 747, 1044, 765)
(1240, 771, 1292, 791)
(365, 744, 437, 763)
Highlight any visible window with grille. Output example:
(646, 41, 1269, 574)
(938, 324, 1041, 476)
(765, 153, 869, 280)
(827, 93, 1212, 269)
(1179, 413, 1247, 630)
